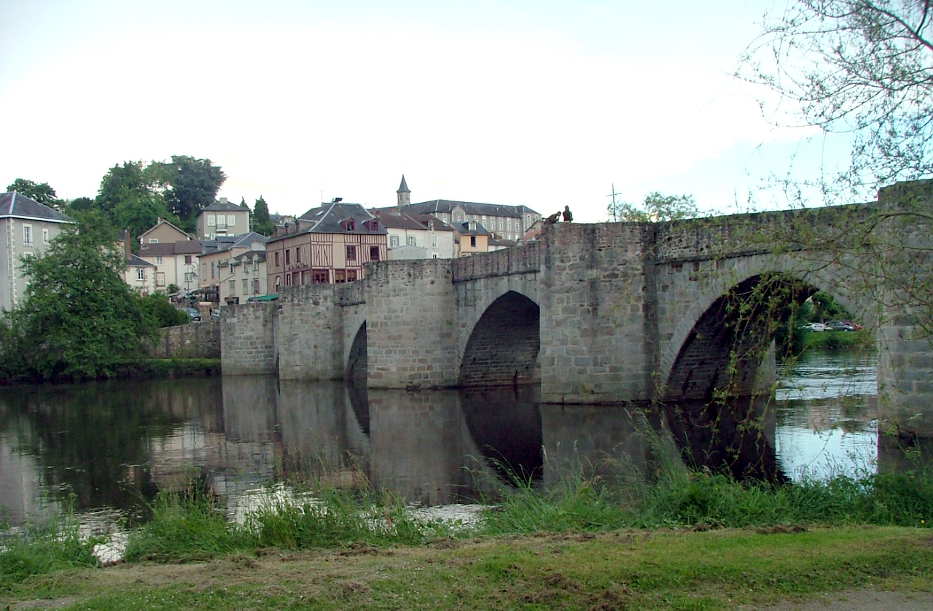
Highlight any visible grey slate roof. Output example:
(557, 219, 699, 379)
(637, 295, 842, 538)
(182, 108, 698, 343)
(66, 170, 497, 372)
(138, 240, 204, 256)
(398, 175, 410, 193)
(404, 199, 539, 218)
(201, 232, 267, 255)
(201, 200, 249, 213)
(127, 254, 155, 267)
(455, 221, 492, 236)
(0, 192, 73, 223)
(267, 202, 385, 244)
(369, 208, 450, 231)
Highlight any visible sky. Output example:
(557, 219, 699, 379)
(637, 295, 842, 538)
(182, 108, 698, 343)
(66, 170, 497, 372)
(0, 0, 844, 222)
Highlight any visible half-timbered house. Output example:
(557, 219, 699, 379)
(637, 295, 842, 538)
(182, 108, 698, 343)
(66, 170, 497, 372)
(265, 201, 387, 289)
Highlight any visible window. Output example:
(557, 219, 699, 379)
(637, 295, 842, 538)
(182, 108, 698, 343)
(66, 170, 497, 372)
(346, 269, 358, 282)
(207, 215, 216, 226)
(370, 246, 380, 261)
(42, 228, 49, 244)
(229, 279, 236, 294)
(334, 269, 346, 283)
(390, 235, 399, 247)
(432, 235, 437, 247)
(211, 262, 216, 278)
(275, 275, 281, 288)
(227, 214, 235, 226)
(344, 220, 355, 232)
(22, 224, 32, 246)
(184, 255, 192, 264)
(274, 251, 280, 267)
(242, 279, 249, 293)
(156, 272, 165, 286)
(285, 249, 291, 265)
(470, 236, 477, 247)
(346, 245, 357, 262)
(252, 279, 260, 294)
(184, 272, 194, 283)
(137, 268, 145, 281)
(149, 238, 159, 243)
(295, 247, 301, 263)
(312, 269, 328, 283)
(285, 273, 292, 286)
(407, 235, 416, 246)
(156, 256, 163, 264)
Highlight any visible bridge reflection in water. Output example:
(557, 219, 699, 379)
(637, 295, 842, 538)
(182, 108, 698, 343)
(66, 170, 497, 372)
(0, 369, 923, 528)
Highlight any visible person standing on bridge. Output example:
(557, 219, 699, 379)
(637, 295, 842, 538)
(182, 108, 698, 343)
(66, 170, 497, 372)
(563, 205, 573, 222)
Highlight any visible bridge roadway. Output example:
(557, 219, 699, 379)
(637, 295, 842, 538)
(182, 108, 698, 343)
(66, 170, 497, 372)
(221, 180, 932, 437)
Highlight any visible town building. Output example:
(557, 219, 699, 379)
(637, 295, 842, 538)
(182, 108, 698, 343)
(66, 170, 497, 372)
(453, 221, 493, 256)
(368, 207, 456, 260)
(0, 192, 74, 311)
(388, 176, 541, 242)
(227, 250, 268, 303)
(123, 254, 157, 295)
(265, 201, 387, 289)
(196, 200, 251, 240)
(198, 232, 267, 303)
(137, 239, 203, 293)
(138, 218, 190, 245)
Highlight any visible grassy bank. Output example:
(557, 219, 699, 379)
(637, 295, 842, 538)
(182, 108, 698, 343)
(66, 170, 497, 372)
(2, 527, 930, 609)
(0, 358, 220, 385)
(3, 463, 930, 606)
(802, 329, 874, 352)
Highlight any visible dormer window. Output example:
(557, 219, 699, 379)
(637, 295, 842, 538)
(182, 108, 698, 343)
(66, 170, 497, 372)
(364, 220, 379, 232)
(343, 220, 356, 232)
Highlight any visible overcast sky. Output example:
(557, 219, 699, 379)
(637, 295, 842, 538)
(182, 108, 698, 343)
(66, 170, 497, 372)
(1, 0, 842, 222)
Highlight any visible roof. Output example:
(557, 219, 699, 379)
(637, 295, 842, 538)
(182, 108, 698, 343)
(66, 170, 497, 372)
(139, 218, 190, 240)
(200, 200, 250, 213)
(138, 240, 204, 256)
(455, 221, 492, 236)
(269, 202, 386, 243)
(404, 199, 540, 218)
(370, 208, 433, 231)
(127, 254, 155, 267)
(232, 250, 266, 263)
(398, 175, 410, 193)
(0, 192, 73, 224)
(201, 232, 267, 255)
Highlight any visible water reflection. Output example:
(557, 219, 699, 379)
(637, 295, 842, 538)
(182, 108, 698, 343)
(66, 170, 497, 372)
(0, 349, 920, 529)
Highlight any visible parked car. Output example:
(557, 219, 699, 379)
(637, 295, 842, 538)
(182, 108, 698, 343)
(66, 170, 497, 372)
(801, 322, 828, 332)
(827, 320, 854, 331)
(184, 307, 201, 322)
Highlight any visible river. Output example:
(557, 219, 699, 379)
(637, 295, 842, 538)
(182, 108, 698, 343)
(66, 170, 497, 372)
(0, 350, 889, 529)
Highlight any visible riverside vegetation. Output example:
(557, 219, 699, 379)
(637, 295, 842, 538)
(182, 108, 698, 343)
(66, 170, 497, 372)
(2, 443, 930, 609)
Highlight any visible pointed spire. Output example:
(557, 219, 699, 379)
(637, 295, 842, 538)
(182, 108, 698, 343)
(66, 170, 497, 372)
(397, 174, 411, 209)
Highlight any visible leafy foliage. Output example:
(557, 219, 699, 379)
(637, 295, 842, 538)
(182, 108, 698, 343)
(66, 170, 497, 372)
(252, 195, 275, 235)
(741, 0, 933, 196)
(608, 192, 700, 222)
(6, 178, 63, 210)
(149, 155, 226, 226)
(138, 293, 189, 327)
(0, 216, 157, 380)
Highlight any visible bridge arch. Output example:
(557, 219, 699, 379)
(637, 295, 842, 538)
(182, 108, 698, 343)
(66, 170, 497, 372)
(346, 321, 367, 384)
(459, 290, 540, 387)
(658, 254, 878, 400)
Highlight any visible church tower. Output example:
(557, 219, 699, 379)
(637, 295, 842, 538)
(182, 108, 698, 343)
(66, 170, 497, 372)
(397, 174, 410, 210)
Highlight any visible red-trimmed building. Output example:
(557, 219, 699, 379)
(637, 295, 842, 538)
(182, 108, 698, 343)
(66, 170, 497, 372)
(265, 201, 387, 289)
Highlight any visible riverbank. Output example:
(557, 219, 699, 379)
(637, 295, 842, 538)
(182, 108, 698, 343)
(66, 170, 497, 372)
(2, 526, 930, 609)
(0, 358, 220, 385)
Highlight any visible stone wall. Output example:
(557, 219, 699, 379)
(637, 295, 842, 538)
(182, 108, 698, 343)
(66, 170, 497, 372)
(363, 259, 458, 389)
(220, 302, 277, 375)
(276, 284, 342, 380)
(147, 321, 220, 358)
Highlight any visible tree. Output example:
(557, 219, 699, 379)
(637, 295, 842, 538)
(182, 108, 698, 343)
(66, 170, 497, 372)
(95, 162, 177, 240)
(0, 213, 156, 380)
(6, 178, 64, 210)
(252, 195, 275, 235)
(608, 192, 700, 222)
(150, 155, 226, 225)
(740, 0, 933, 196)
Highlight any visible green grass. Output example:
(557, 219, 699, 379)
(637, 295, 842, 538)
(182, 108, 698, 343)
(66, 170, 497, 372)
(802, 329, 873, 352)
(481, 459, 932, 535)
(2, 527, 930, 609)
(0, 513, 100, 591)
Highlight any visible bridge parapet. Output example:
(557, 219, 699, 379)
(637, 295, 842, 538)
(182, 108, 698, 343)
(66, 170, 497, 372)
(452, 242, 540, 282)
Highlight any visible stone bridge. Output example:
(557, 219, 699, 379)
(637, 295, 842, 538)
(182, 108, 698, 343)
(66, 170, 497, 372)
(222, 181, 932, 436)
